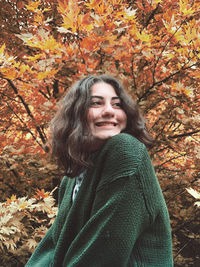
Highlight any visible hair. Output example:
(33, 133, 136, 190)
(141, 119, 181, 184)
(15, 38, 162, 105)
(49, 75, 153, 177)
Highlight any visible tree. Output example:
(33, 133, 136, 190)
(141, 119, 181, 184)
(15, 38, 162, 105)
(0, 0, 200, 265)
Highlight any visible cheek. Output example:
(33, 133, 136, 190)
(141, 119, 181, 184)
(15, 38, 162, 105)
(120, 111, 127, 127)
(87, 108, 93, 122)
(87, 108, 97, 126)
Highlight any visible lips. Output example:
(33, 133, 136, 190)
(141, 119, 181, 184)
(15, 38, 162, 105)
(95, 121, 117, 127)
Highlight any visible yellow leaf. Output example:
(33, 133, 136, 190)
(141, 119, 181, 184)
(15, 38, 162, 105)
(1, 69, 17, 80)
(57, 0, 80, 33)
(191, 71, 200, 79)
(107, 0, 122, 4)
(153, 0, 162, 4)
(57, 0, 68, 14)
(6, 195, 16, 204)
(0, 43, 6, 57)
(129, 24, 138, 38)
(26, 54, 43, 61)
(185, 26, 197, 43)
(62, 16, 75, 32)
(20, 202, 28, 210)
(19, 64, 32, 76)
(78, 13, 94, 32)
(13, 62, 21, 68)
(183, 87, 194, 98)
(34, 13, 44, 24)
(18, 29, 61, 52)
(151, 0, 163, 9)
(37, 69, 58, 80)
(136, 31, 151, 43)
(179, 0, 194, 15)
(25, 0, 41, 12)
(123, 7, 136, 20)
(44, 36, 60, 51)
(174, 29, 184, 42)
(85, 0, 101, 10)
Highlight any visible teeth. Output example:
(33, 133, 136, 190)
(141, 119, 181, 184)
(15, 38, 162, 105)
(96, 122, 116, 126)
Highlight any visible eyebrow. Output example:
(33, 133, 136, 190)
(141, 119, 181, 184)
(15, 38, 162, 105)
(90, 95, 121, 100)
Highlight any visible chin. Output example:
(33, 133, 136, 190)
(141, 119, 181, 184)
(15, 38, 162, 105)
(96, 132, 120, 140)
(90, 133, 120, 151)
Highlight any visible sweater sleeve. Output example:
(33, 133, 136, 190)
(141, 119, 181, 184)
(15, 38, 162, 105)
(62, 134, 164, 267)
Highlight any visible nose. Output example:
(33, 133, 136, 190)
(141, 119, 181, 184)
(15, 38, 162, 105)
(102, 103, 115, 117)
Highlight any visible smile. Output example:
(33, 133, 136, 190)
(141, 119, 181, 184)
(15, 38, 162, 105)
(95, 122, 117, 127)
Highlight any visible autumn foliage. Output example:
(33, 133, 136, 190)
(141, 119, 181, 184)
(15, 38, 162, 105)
(0, 188, 57, 266)
(0, 0, 200, 265)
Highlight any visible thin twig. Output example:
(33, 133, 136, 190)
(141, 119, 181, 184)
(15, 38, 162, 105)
(174, 240, 192, 259)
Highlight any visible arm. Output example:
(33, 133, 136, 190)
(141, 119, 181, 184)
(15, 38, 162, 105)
(62, 134, 154, 267)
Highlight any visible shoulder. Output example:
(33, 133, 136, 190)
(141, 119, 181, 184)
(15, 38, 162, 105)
(95, 134, 147, 181)
(105, 133, 144, 150)
(101, 133, 145, 161)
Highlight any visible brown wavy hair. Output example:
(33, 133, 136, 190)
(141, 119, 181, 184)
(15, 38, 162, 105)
(49, 75, 153, 177)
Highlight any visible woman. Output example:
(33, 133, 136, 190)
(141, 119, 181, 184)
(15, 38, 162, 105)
(26, 75, 173, 266)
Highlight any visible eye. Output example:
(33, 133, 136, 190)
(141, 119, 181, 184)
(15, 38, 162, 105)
(90, 100, 102, 106)
(113, 102, 122, 108)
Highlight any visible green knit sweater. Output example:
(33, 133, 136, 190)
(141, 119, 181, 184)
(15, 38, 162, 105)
(26, 133, 173, 267)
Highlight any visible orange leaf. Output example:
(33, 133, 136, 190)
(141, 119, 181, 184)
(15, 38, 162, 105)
(57, 0, 80, 33)
(1, 68, 17, 80)
(17, 1, 24, 9)
(6, 195, 16, 204)
(34, 189, 49, 199)
(25, 0, 41, 12)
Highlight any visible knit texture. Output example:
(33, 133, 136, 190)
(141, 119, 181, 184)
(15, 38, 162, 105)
(26, 133, 173, 267)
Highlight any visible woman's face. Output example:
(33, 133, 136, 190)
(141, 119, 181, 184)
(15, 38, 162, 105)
(87, 82, 127, 148)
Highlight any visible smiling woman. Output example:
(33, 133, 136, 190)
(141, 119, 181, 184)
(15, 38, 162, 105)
(87, 82, 127, 150)
(26, 75, 173, 267)
(47, 75, 153, 177)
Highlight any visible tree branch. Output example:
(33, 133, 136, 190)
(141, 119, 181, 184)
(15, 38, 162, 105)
(152, 18, 188, 80)
(6, 161, 19, 178)
(143, 3, 161, 29)
(53, 79, 59, 99)
(39, 89, 50, 100)
(169, 129, 200, 139)
(5, 101, 44, 148)
(6, 79, 46, 144)
(138, 62, 199, 102)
